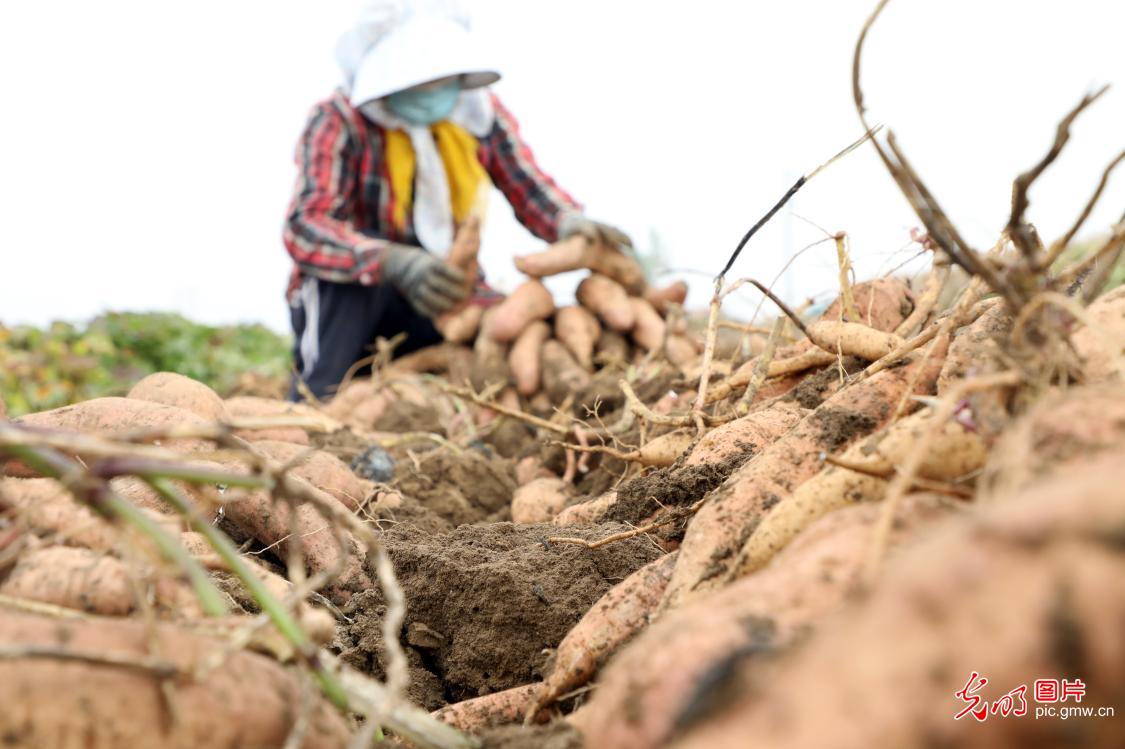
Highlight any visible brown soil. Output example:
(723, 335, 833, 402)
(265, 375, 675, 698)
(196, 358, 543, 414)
(338, 522, 660, 708)
(392, 448, 517, 528)
(808, 406, 879, 453)
(603, 449, 756, 527)
(479, 722, 584, 749)
(374, 399, 444, 435)
(782, 355, 865, 409)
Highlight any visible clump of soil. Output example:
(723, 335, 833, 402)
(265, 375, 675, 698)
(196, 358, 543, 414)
(783, 356, 865, 409)
(392, 448, 517, 528)
(604, 449, 756, 527)
(338, 522, 660, 707)
(479, 722, 583, 749)
(374, 399, 443, 435)
(810, 406, 878, 453)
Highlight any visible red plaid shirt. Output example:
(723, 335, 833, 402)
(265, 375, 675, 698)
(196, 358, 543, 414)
(283, 90, 581, 301)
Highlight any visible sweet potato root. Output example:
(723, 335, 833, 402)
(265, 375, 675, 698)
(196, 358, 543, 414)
(663, 337, 949, 609)
(555, 305, 601, 370)
(805, 320, 905, 361)
(434, 683, 543, 733)
(0, 609, 351, 748)
(570, 430, 695, 469)
(731, 409, 986, 577)
(532, 552, 678, 715)
(578, 494, 957, 749)
(224, 396, 342, 444)
(644, 280, 689, 315)
(669, 450, 1125, 749)
(484, 280, 555, 343)
(127, 372, 229, 421)
(508, 320, 551, 396)
(629, 297, 667, 353)
(511, 477, 573, 524)
(577, 275, 636, 332)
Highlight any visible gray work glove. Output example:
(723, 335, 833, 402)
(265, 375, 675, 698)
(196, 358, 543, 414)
(558, 212, 634, 251)
(381, 245, 468, 318)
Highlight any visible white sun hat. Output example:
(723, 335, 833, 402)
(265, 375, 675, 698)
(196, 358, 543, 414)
(337, 0, 501, 107)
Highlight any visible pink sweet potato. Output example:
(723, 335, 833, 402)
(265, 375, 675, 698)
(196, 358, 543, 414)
(553, 491, 618, 527)
(127, 372, 229, 421)
(508, 320, 551, 396)
(644, 280, 689, 315)
(669, 450, 1125, 749)
(554, 305, 602, 370)
(532, 552, 678, 714)
(629, 297, 667, 353)
(485, 280, 555, 343)
(252, 441, 369, 511)
(0, 609, 350, 748)
(433, 683, 543, 733)
(578, 494, 957, 749)
(685, 401, 805, 467)
(511, 477, 573, 524)
(576, 274, 636, 332)
(662, 336, 949, 609)
(0, 478, 119, 552)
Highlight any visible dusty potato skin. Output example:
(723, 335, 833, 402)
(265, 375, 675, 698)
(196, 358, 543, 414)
(0, 609, 351, 749)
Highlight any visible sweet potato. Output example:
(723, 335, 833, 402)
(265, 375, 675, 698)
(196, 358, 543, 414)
(629, 297, 667, 353)
(252, 441, 369, 511)
(540, 340, 592, 403)
(554, 305, 601, 370)
(0, 609, 351, 748)
(511, 477, 573, 524)
(388, 343, 473, 377)
(731, 409, 986, 576)
(515, 455, 556, 486)
(553, 491, 618, 526)
(508, 320, 551, 396)
(0, 545, 199, 617)
(576, 274, 636, 332)
(821, 276, 915, 329)
(127, 372, 229, 421)
(532, 552, 678, 715)
(980, 383, 1125, 502)
(220, 483, 371, 602)
(805, 320, 905, 361)
(515, 235, 646, 294)
(224, 396, 341, 444)
(578, 494, 957, 749)
(15, 397, 206, 434)
(665, 334, 699, 369)
(434, 683, 543, 733)
(669, 450, 1125, 749)
(435, 302, 485, 344)
(1, 546, 135, 615)
(0, 478, 120, 551)
(575, 430, 695, 468)
(1073, 284, 1125, 383)
(471, 307, 512, 389)
(484, 280, 555, 343)
(685, 401, 805, 466)
(662, 337, 949, 609)
(644, 280, 689, 315)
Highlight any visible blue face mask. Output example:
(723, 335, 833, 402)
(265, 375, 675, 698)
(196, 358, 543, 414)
(386, 79, 463, 126)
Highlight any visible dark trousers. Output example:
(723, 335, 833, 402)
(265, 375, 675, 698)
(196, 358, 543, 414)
(288, 277, 442, 401)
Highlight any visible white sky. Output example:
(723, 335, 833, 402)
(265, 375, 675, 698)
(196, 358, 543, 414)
(1, 0, 1122, 332)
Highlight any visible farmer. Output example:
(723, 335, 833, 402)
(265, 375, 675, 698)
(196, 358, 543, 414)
(283, 0, 630, 400)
